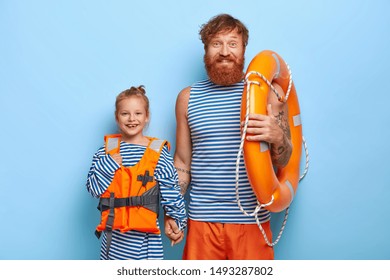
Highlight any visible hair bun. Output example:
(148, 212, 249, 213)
(137, 85, 146, 95)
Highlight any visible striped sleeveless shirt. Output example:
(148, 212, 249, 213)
(187, 79, 270, 224)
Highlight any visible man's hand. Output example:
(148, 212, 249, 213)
(243, 104, 284, 145)
(242, 103, 292, 167)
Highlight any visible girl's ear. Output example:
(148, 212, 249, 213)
(146, 112, 150, 123)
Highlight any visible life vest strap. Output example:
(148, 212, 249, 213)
(97, 183, 160, 214)
(95, 230, 102, 239)
(103, 193, 116, 258)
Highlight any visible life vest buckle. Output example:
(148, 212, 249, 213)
(126, 196, 144, 208)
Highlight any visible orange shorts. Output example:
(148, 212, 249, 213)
(182, 219, 274, 260)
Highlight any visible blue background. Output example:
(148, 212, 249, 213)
(1, 0, 389, 260)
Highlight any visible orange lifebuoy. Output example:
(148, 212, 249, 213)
(241, 50, 302, 213)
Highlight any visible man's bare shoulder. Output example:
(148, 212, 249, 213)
(177, 86, 191, 99)
(176, 86, 191, 106)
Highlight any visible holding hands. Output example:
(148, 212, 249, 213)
(164, 215, 184, 246)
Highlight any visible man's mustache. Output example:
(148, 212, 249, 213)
(216, 56, 235, 63)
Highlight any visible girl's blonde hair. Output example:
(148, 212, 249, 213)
(115, 85, 150, 118)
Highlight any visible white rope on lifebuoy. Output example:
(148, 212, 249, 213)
(300, 136, 309, 181)
(235, 78, 261, 217)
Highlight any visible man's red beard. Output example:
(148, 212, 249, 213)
(204, 54, 245, 86)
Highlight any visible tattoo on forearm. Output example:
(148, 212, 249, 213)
(175, 166, 190, 174)
(175, 166, 191, 194)
(274, 111, 291, 139)
(276, 145, 285, 155)
(271, 111, 292, 167)
(178, 180, 190, 195)
(271, 136, 291, 166)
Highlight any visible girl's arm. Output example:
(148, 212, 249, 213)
(86, 147, 120, 198)
(156, 146, 187, 230)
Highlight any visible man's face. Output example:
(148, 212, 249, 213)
(204, 29, 245, 85)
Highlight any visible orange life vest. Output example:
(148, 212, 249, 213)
(95, 134, 169, 240)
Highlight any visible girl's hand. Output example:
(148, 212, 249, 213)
(164, 215, 184, 246)
(111, 153, 122, 165)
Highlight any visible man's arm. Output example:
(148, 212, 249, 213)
(244, 82, 292, 168)
(268, 82, 292, 167)
(174, 87, 192, 195)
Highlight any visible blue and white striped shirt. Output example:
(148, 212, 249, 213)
(188, 79, 270, 224)
(86, 141, 187, 260)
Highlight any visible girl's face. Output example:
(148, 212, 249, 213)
(116, 96, 149, 143)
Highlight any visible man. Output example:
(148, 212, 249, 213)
(166, 14, 292, 260)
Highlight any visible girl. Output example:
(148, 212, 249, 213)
(86, 85, 186, 260)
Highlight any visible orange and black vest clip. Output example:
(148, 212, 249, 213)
(94, 134, 169, 256)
